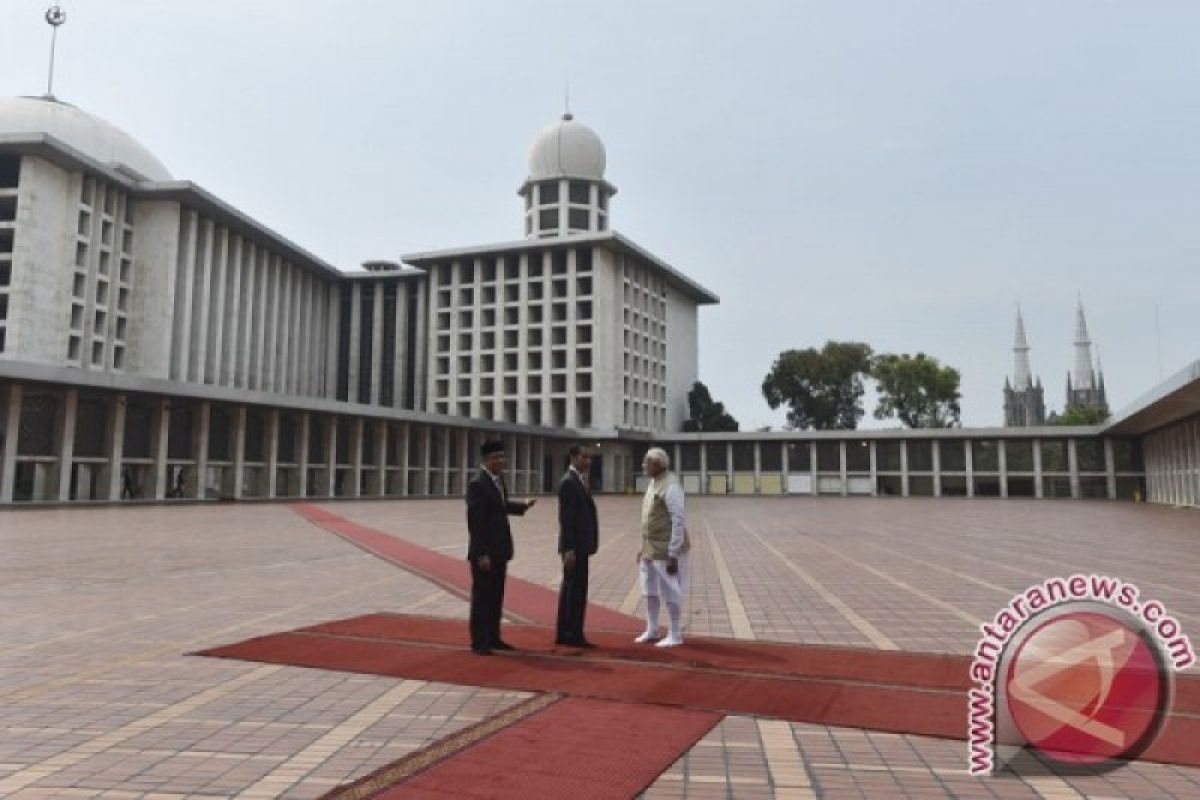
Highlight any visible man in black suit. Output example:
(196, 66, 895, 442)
(556, 444, 598, 647)
(466, 439, 536, 655)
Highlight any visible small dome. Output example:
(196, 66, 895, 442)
(0, 95, 171, 182)
(527, 113, 606, 181)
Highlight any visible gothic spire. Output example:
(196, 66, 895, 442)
(1072, 300, 1095, 391)
(1013, 307, 1032, 388)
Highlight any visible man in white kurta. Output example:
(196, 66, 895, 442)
(636, 448, 690, 648)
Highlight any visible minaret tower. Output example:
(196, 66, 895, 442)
(1003, 307, 1045, 426)
(519, 108, 616, 238)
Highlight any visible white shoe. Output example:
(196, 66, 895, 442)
(634, 629, 658, 644)
(655, 635, 683, 648)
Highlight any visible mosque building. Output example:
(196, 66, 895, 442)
(0, 76, 1194, 506)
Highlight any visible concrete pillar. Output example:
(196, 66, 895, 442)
(998, 440, 1009, 498)
(252, 250, 269, 391)
(442, 427, 453, 496)
(965, 440, 975, 498)
(1034, 439, 1044, 499)
(414, 282, 428, 411)
(105, 394, 127, 500)
(0, 384, 23, 503)
(726, 442, 734, 493)
(1068, 438, 1081, 499)
(867, 441, 878, 497)
(699, 439, 707, 495)
(192, 402, 210, 499)
(152, 398, 170, 500)
(348, 282, 362, 403)
(422, 424, 433, 495)
(232, 406, 247, 499)
(266, 409, 280, 499)
(395, 283, 409, 409)
(809, 441, 818, 496)
(297, 412, 310, 498)
(900, 440, 909, 497)
(932, 440, 942, 497)
(839, 440, 848, 497)
(751, 441, 761, 494)
(277, 265, 292, 394)
(174, 211, 198, 382)
(374, 420, 388, 496)
(370, 280, 384, 406)
(208, 229, 228, 386)
(223, 236, 243, 387)
(56, 389, 79, 501)
(325, 416, 338, 497)
(192, 220, 214, 384)
(459, 427, 471, 496)
(325, 286, 341, 400)
(399, 422, 411, 496)
(350, 417, 364, 498)
(1104, 438, 1117, 500)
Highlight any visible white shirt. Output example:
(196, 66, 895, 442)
(663, 481, 686, 558)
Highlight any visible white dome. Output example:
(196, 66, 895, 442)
(0, 96, 171, 182)
(527, 113, 606, 181)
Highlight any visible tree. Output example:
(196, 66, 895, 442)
(682, 381, 739, 432)
(870, 352, 962, 428)
(761, 341, 873, 430)
(1053, 405, 1110, 426)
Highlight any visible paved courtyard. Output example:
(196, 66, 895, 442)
(2, 496, 1199, 799)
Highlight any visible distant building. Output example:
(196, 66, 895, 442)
(1064, 302, 1108, 415)
(1003, 309, 1046, 426)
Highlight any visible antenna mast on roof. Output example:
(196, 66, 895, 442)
(44, 5, 67, 99)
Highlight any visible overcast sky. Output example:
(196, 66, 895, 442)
(3, 1, 1197, 428)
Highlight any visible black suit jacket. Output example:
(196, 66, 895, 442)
(466, 469, 530, 563)
(558, 469, 599, 556)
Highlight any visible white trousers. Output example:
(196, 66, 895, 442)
(638, 554, 691, 606)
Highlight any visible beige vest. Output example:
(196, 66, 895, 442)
(640, 472, 689, 559)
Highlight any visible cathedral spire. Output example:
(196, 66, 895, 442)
(1072, 300, 1095, 391)
(1012, 306, 1032, 388)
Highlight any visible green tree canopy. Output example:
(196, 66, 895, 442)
(682, 381, 739, 432)
(870, 352, 962, 428)
(761, 341, 873, 430)
(1053, 405, 1110, 426)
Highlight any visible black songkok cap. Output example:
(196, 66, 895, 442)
(481, 440, 505, 456)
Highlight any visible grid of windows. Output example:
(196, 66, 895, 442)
(621, 256, 668, 430)
(523, 179, 609, 237)
(68, 176, 131, 369)
(0, 155, 17, 353)
(430, 247, 594, 427)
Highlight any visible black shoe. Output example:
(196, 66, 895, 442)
(472, 646, 493, 656)
(492, 640, 516, 651)
(555, 636, 595, 648)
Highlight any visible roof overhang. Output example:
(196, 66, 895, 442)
(1103, 359, 1200, 435)
(1, 135, 346, 281)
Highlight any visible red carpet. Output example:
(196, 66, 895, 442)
(374, 697, 718, 799)
(292, 503, 643, 633)
(197, 613, 1200, 769)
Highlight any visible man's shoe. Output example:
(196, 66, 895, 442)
(655, 635, 684, 648)
(472, 646, 493, 656)
(555, 636, 593, 648)
(575, 639, 597, 649)
(492, 640, 516, 651)
(634, 629, 658, 644)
